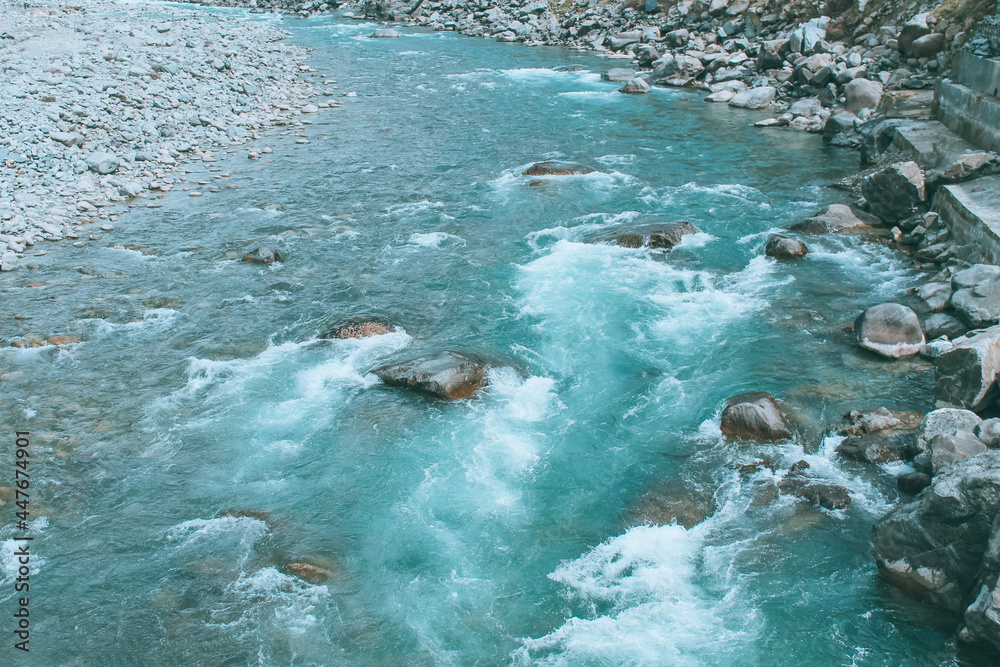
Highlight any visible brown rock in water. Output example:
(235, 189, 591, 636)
(720, 391, 791, 442)
(47, 335, 81, 346)
(242, 246, 282, 264)
(613, 222, 698, 250)
(373, 351, 489, 400)
(528, 180, 548, 187)
(788, 204, 882, 234)
(323, 317, 397, 339)
(284, 562, 335, 584)
(523, 161, 594, 176)
(10, 336, 46, 348)
(614, 233, 645, 248)
(765, 234, 808, 259)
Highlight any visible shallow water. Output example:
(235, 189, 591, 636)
(0, 11, 967, 666)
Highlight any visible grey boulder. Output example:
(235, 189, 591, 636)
(86, 151, 120, 175)
(872, 451, 1000, 612)
(720, 391, 791, 442)
(373, 351, 489, 400)
(729, 86, 776, 109)
(788, 204, 881, 234)
(861, 161, 925, 223)
(764, 234, 808, 259)
(855, 303, 925, 359)
(935, 326, 1000, 410)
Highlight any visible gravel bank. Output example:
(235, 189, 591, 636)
(0, 0, 330, 271)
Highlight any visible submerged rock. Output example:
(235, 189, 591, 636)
(935, 326, 1000, 410)
(284, 562, 335, 584)
(789, 204, 881, 234)
(373, 351, 488, 400)
(626, 480, 714, 529)
(322, 316, 397, 339)
(523, 161, 594, 176)
(720, 391, 791, 442)
(242, 246, 282, 265)
(872, 451, 1000, 613)
(777, 460, 852, 510)
(764, 234, 808, 259)
(613, 221, 698, 250)
(854, 303, 925, 359)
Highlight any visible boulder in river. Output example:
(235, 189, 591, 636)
(373, 351, 489, 400)
(619, 78, 651, 94)
(854, 303, 925, 359)
(764, 234, 808, 259)
(788, 204, 882, 234)
(777, 460, 852, 510)
(720, 391, 791, 442)
(836, 407, 922, 464)
(935, 326, 1000, 410)
(611, 222, 698, 250)
(322, 316, 397, 339)
(523, 161, 594, 176)
(370, 28, 402, 38)
(872, 451, 1000, 614)
(626, 480, 714, 529)
(242, 246, 282, 264)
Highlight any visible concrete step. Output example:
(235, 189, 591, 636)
(933, 175, 1000, 264)
(890, 120, 981, 170)
(933, 78, 1000, 152)
(955, 50, 1000, 98)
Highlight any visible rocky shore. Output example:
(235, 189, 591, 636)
(0, 0, 330, 272)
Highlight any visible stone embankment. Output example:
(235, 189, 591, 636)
(0, 0, 329, 272)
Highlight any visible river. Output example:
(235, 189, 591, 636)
(0, 10, 961, 665)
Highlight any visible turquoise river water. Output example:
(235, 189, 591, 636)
(0, 9, 978, 666)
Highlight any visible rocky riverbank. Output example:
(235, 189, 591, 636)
(0, 0, 331, 272)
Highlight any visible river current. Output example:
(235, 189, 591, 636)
(0, 9, 964, 666)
